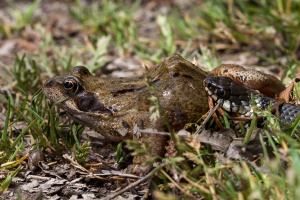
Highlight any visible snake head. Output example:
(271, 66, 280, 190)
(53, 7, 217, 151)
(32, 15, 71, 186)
(204, 76, 232, 101)
(204, 76, 253, 115)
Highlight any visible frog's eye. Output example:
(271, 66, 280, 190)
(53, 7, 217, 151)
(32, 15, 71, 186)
(63, 77, 79, 94)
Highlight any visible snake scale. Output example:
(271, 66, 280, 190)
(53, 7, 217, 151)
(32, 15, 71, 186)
(204, 76, 300, 131)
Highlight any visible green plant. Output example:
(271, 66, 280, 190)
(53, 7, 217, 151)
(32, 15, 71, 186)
(70, 0, 140, 56)
(0, 0, 41, 36)
(13, 54, 41, 94)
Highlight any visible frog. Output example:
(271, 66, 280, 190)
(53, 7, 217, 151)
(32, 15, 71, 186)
(43, 54, 209, 175)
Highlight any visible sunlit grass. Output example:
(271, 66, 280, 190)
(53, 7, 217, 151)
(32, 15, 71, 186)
(0, 0, 300, 198)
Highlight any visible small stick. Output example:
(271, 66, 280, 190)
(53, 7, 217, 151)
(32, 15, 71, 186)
(202, 99, 221, 126)
(105, 170, 155, 199)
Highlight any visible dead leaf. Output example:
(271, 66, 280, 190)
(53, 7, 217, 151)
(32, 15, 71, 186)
(279, 77, 300, 102)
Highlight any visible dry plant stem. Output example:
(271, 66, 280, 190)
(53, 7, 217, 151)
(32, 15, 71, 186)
(198, 99, 222, 134)
(26, 175, 51, 181)
(160, 169, 197, 200)
(41, 134, 57, 153)
(139, 129, 193, 139)
(63, 154, 90, 173)
(86, 163, 102, 167)
(139, 129, 171, 136)
(64, 154, 137, 181)
(181, 173, 211, 194)
(208, 97, 224, 128)
(201, 99, 221, 126)
(206, 173, 218, 200)
(106, 170, 155, 200)
(88, 173, 139, 179)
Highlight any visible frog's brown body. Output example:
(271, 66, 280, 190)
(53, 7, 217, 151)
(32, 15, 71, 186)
(43, 55, 209, 175)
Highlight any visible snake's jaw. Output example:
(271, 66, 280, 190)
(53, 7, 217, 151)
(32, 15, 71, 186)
(204, 76, 255, 117)
(204, 78, 218, 101)
(204, 75, 300, 131)
(204, 85, 212, 95)
(221, 100, 237, 113)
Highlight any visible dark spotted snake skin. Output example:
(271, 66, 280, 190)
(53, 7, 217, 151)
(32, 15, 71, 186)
(204, 76, 300, 131)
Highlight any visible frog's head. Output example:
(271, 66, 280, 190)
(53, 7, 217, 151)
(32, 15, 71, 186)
(43, 66, 113, 130)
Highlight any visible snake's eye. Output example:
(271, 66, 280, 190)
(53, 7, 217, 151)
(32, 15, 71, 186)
(63, 77, 79, 94)
(206, 82, 212, 88)
(217, 88, 227, 98)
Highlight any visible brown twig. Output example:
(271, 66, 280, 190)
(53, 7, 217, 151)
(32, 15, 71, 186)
(104, 170, 155, 199)
(63, 154, 90, 173)
(160, 169, 197, 200)
(88, 172, 140, 179)
(196, 99, 221, 134)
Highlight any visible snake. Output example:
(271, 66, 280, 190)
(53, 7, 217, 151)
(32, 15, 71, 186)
(203, 76, 300, 131)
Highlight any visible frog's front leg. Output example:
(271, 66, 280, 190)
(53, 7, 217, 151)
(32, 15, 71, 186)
(131, 133, 166, 176)
(129, 115, 167, 176)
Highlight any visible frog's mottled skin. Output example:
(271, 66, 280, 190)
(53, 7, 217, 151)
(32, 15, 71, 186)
(43, 54, 209, 175)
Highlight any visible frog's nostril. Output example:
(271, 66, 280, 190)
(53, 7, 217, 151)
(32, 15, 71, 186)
(45, 79, 55, 87)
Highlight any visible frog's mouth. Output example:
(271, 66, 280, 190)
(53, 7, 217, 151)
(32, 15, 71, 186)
(56, 97, 113, 116)
(68, 113, 100, 130)
(54, 98, 114, 130)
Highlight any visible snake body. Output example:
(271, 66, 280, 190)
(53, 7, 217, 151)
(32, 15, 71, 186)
(204, 76, 300, 131)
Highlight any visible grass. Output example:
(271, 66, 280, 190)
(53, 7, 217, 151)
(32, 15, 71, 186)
(1, 0, 300, 199)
